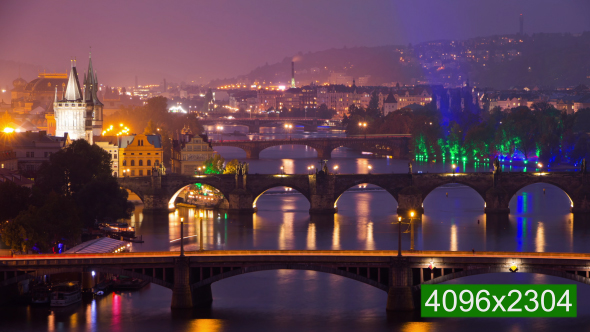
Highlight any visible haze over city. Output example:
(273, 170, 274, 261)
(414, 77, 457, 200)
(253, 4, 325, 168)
(3, 1, 590, 331)
(1, 0, 590, 87)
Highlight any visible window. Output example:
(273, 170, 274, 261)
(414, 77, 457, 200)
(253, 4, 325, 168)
(139, 153, 142, 155)
(131, 160, 135, 166)
(156, 153, 159, 155)
(131, 153, 134, 155)
(131, 170, 135, 176)
(114, 154, 117, 159)
(139, 170, 143, 176)
(147, 160, 151, 166)
(114, 172, 118, 177)
(147, 170, 151, 176)
(139, 160, 143, 166)
(147, 153, 151, 155)
(123, 160, 126, 166)
(155, 160, 160, 166)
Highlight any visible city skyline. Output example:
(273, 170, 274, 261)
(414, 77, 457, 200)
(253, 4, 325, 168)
(1, 0, 590, 87)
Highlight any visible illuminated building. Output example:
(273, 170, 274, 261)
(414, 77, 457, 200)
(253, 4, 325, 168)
(171, 126, 215, 175)
(53, 54, 103, 143)
(383, 92, 398, 116)
(119, 134, 163, 177)
(0, 145, 17, 171)
(1, 131, 70, 174)
(94, 136, 120, 177)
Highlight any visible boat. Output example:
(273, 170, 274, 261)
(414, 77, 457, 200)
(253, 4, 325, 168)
(112, 276, 149, 290)
(31, 283, 51, 304)
(98, 221, 135, 238)
(50, 283, 82, 307)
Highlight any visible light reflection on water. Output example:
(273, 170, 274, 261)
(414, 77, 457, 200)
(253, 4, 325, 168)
(2, 143, 589, 331)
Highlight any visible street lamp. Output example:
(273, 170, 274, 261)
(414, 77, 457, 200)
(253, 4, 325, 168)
(358, 122, 367, 139)
(280, 165, 284, 174)
(452, 164, 456, 175)
(397, 216, 402, 257)
(333, 165, 339, 174)
(368, 165, 372, 174)
(216, 125, 224, 141)
(284, 123, 293, 140)
(180, 217, 185, 257)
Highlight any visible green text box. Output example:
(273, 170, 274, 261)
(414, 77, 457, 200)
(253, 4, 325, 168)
(421, 284, 576, 317)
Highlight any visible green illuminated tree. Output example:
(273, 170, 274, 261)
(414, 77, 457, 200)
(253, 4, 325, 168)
(203, 154, 225, 174)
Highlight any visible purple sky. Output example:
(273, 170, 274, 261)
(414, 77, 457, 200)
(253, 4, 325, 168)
(1, 0, 589, 87)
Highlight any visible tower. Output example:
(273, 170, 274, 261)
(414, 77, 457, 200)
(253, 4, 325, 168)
(83, 52, 104, 137)
(291, 61, 296, 89)
(519, 14, 524, 35)
(54, 59, 94, 143)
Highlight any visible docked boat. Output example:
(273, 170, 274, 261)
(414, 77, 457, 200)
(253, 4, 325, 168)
(98, 221, 135, 238)
(50, 283, 82, 307)
(31, 283, 51, 304)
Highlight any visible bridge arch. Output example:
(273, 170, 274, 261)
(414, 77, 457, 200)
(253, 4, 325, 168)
(508, 182, 574, 213)
(333, 183, 398, 211)
(190, 264, 389, 293)
(252, 185, 311, 210)
(168, 183, 229, 210)
(421, 181, 486, 212)
(258, 143, 320, 158)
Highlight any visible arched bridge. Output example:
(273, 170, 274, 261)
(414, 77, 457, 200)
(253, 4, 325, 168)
(4, 251, 590, 311)
(211, 136, 410, 159)
(118, 171, 590, 215)
(200, 118, 335, 133)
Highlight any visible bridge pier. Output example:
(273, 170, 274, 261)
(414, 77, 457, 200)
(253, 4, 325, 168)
(245, 149, 260, 159)
(309, 173, 337, 214)
(229, 189, 256, 213)
(484, 187, 510, 214)
(386, 259, 415, 311)
(143, 192, 172, 213)
(396, 186, 424, 216)
(171, 257, 193, 309)
(191, 284, 213, 306)
(247, 125, 260, 134)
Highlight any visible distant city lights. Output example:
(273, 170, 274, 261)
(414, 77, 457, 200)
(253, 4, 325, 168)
(103, 123, 130, 136)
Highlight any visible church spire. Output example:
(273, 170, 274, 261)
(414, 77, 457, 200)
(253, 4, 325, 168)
(54, 86, 58, 103)
(64, 59, 82, 101)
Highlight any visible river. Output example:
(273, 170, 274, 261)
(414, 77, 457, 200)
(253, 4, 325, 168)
(2, 126, 589, 331)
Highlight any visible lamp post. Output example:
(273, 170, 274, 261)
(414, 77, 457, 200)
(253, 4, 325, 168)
(397, 216, 402, 257)
(180, 217, 185, 257)
(452, 164, 456, 175)
(216, 125, 224, 142)
(333, 165, 339, 175)
(197, 166, 202, 175)
(537, 162, 543, 174)
(358, 122, 367, 139)
(284, 123, 293, 140)
(280, 165, 284, 174)
(368, 165, 372, 174)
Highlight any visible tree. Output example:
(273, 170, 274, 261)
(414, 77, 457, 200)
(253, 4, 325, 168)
(75, 174, 133, 228)
(223, 159, 240, 174)
(0, 181, 31, 222)
(203, 154, 225, 174)
(35, 139, 112, 196)
(1, 193, 81, 253)
(144, 120, 158, 135)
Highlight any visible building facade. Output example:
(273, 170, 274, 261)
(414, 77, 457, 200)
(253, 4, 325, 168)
(119, 134, 163, 177)
(53, 55, 103, 143)
(171, 127, 215, 175)
(94, 136, 120, 177)
(2, 131, 69, 174)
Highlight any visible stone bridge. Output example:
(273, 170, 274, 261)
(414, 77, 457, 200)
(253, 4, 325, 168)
(200, 117, 333, 133)
(118, 170, 590, 215)
(4, 251, 590, 311)
(211, 136, 411, 159)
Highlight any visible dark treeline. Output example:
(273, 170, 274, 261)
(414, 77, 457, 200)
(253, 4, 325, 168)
(0, 140, 132, 253)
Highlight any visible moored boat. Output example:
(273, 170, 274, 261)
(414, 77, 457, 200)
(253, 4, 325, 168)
(50, 283, 81, 307)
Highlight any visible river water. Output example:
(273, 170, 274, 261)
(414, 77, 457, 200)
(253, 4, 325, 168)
(2, 126, 590, 331)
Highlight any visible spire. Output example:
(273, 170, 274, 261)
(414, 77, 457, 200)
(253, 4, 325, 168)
(54, 86, 58, 103)
(64, 59, 82, 101)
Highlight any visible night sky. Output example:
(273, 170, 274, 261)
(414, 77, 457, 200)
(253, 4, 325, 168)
(1, 0, 589, 87)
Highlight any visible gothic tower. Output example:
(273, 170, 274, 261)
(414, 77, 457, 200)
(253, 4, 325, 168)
(54, 59, 94, 143)
(83, 52, 104, 136)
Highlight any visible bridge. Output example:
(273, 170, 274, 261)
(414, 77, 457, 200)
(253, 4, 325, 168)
(211, 136, 411, 159)
(3, 250, 590, 311)
(119, 170, 590, 215)
(199, 118, 336, 133)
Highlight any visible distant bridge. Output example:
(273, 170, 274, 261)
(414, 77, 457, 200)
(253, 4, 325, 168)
(118, 170, 590, 215)
(4, 250, 590, 311)
(211, 136, 411, 159)
(199, 118, 337, 133)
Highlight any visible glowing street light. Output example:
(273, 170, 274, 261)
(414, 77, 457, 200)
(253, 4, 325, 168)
(3, 127, 14, 133)
(333, 165, 339, 174)
(368, 165, 372, 174)
(452, 164, 457, 174)
(358, 121, 368, 139)
(397, 216, 402, 257)
(280, 165, 284, 174)
(284, 123, 293, 140)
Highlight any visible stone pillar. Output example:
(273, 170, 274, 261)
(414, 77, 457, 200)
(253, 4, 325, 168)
(228, 189, 256, 213)
(191, 284, 213, 306)
(171, 257, 193, 309)
(397, 186, 424, 216)
(309, 174, 337, 214)
(484, 187, 510, 214)
(386, 258, 415, 311)
(571, 185, 590, 214)
(245, 148, 260, 159)
(143, 192, 171, 213)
